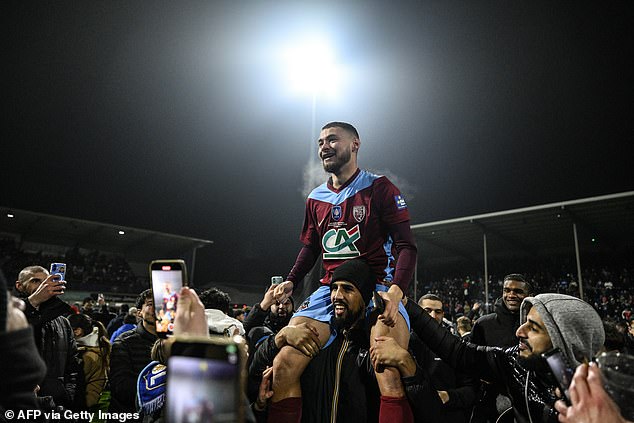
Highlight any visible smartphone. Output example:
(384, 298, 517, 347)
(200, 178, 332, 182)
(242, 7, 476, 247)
(50, 263, 67, 281)
(149, 259, 188, 338)
(542, 347, 574, 405)
(167, 337, 246, 423)
(372, 291, 385, 314)
(271, 276, 283, 285)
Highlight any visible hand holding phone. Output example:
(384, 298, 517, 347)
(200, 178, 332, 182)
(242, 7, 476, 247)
(167, 337, 246, 423)
(542, 348, 574, 405)
(372, 291, 385, 315)
(50, 263, 66, 282)
(150, 259, 188, 338)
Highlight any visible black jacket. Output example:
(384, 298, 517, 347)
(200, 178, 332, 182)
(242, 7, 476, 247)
(0, 327, 48, 418)
(109, 324, 157, 417)
(406, 300, 559, 423)
(249, 321, 442, 423)
(23, 297, 83, 410)
(470, 298, 520, 423)
(471, 298, 520, 349)
(410, 331, 478, 422)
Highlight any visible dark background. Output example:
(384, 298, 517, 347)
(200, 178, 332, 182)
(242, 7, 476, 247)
(4, 1, 632, 286)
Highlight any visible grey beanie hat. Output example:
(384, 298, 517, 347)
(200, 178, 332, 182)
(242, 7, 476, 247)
(520, 293, 605, 367)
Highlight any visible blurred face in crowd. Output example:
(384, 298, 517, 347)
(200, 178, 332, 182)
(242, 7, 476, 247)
(516, 306, 553, 358)
(502, 279, 529, 312)
(331, 281, 364, 329)
(629, 320, 634, 337)
(420, 299, 444, 324)
(83, 299, 94, 311)
(15, 270, 49, 296)
(271, 298, 293, 318)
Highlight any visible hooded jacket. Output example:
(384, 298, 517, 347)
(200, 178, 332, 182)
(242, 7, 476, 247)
(406, 294, 605, 423)
(520, 294, 605, 367)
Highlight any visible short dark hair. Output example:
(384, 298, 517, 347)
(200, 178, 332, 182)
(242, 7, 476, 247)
(419, 293, 443, 304)
(136, 288, 153, 309)
(83, 297, 94, 305)
(322, 122, 359, 139)
(503, 274, 533, 294)
(199, 287, 232, 315)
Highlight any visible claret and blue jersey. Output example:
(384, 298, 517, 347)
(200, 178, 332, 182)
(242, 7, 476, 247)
(301, 168, 411, 285)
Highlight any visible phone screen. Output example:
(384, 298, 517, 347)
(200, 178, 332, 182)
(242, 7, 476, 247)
(167, 341, 242, 423)
(543, 348, 574, 404)
(50, 263, 67, 281)
(150, 260, 187, 338)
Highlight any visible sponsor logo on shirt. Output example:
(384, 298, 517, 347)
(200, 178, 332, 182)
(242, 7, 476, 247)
(331, 205, 342, 221)
(394, 195, 408, 210)
(353, 205, 366, 222)
(322, 225, 361, 259)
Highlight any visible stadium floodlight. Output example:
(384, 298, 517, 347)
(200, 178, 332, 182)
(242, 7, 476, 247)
(281, 37, 341, 98)
(118, 230, 125, 235)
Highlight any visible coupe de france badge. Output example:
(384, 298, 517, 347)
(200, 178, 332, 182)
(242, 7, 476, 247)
(331, 205, 342, 221)
(353, 205, 366, 222)
(394, 195, 408, 210)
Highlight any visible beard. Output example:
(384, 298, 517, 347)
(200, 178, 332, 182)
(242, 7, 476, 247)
(322, 147, 352, 174)
(332, 302, 363, 331)
(517, 352, 551, 375)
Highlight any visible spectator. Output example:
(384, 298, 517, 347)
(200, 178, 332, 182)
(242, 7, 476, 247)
(243, 284, 294, 365)
(0, 270, 47, 418)
(470, 273, 533, 423)
(106, 303, 131, 338)
(110, 313, 137, 344)
(234, 308, 246, 322)
(403, 293, 605, 423)
(251, 259, 441, 422)
(413, 293, 478, 422)
(68, 313, 111, 409)
(108, 289, 157, 421)
(199, 287, 245, 337)
(14, 265, 84, 410)
(455, 316, 473, 341)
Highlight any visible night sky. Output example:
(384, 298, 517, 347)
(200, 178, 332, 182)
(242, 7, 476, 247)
(4, 1, 633, 286)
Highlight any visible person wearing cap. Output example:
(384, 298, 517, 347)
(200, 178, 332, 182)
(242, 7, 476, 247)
(269, 122, 417, 423)
(386, 293, 606, 423)
(250, 259, 441, 423)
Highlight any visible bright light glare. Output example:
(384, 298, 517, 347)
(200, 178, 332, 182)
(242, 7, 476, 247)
(282, 37, 342, 98)
(118, 230, 125, 235)
(7, 214, 14, 218)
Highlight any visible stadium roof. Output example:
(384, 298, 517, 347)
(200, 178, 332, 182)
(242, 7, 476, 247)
(0, 206, 213, 262)
(411, 191, 634, 271)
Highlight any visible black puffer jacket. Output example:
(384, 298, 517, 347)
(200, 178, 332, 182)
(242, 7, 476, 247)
(109, 324, 157, 418)
(406, 300, 559, 423)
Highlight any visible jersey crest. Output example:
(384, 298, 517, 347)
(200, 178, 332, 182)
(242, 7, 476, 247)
(322, 225, 361, 259)
(353, 205, 366, 222)
(331, 205, 342, 221)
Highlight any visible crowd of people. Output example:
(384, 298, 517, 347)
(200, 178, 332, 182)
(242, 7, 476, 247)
(2, 122, 633, 423)
(0, 238, 143, 294)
